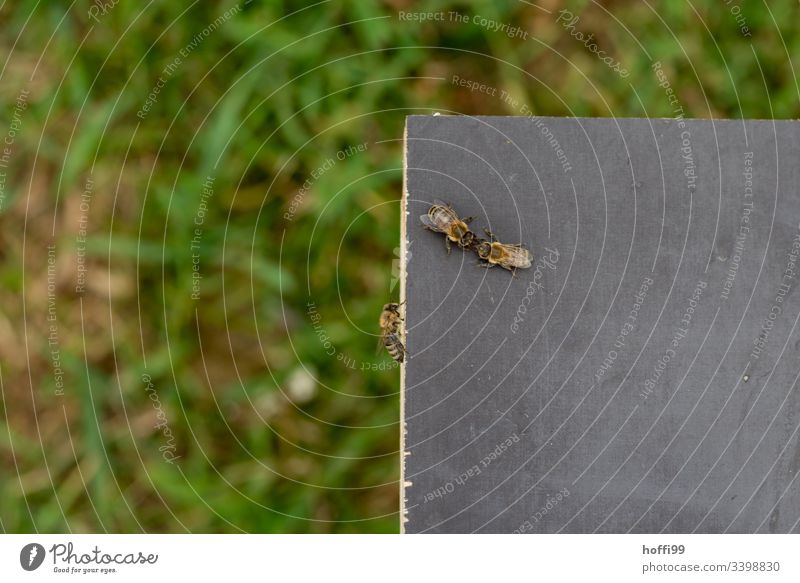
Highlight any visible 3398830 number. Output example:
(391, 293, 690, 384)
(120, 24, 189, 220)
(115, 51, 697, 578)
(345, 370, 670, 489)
(730, 561, 780, 572)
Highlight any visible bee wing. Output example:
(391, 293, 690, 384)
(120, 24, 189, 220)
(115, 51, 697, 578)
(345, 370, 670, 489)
(419, 213, 444, 232)
(376, 331, 388, 355)
(499, 244, 533, 268)
(432, 201, 459, 221)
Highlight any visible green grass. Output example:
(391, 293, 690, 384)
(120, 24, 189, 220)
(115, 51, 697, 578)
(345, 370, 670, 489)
(0, 0, 798, 533)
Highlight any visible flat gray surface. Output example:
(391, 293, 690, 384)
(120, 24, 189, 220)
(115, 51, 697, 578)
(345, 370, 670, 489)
(403, 115, 800, 533)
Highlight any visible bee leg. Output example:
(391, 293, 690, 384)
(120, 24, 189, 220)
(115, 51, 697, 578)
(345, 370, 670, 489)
(445, 238, 452, 255)
(483, 228, 497, 242)
(464, 216, 476, 224)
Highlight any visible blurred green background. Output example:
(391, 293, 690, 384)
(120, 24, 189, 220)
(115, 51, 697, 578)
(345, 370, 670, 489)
(0, 0, 797, 533)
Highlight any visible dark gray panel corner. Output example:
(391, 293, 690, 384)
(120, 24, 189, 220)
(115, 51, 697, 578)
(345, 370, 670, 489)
(403, 115, 800, 533)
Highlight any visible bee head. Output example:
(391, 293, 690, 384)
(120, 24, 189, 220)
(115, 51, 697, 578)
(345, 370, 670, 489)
(476, 241, 491, 259)
(384, 302, 400, 314)
(460, 229, 476, 247)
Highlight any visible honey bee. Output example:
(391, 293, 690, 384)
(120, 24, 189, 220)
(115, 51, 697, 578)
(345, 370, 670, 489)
(378, 302, 406, 362)
(474, 228, 533, 273)
(420, 200, 476, 253)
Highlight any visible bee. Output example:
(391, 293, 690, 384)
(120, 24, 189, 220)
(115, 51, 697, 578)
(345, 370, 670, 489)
(378, 302, 406, 362)
(474, 228, 533, 273)
(420, 200, 476, 253)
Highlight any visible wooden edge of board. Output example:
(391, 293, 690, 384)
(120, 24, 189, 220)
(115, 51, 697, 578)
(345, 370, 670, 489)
(400, 117, 409, 533)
